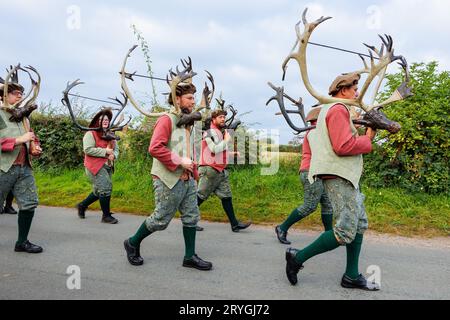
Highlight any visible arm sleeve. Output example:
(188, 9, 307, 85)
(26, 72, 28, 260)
(113, 141, 119, 159)
(326, 104, 372, 156)
(0, 138, 16, 152)
(149, 115, 181, 172)
(204, 130, 228, 154)
(83, 132, 107, 158)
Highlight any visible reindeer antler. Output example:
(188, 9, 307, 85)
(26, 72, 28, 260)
(266, 82, 313, 134)
(1, 64, 22, 109)
(120, 45, 167, 118)
(282, 8, 412, 112)
(108, 92, 132, 132)
(61, 79, 102, 131)
(197, 70, 215, 112)
(166, 56, 197, 114)
(20, 65, 41, 111)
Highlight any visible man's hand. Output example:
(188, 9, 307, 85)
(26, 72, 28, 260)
(31, 145, 43, 158)
(108, 154, 115, 162)
(224, 130, 232, 143)
(366, 127, 377, 141)
(105, 148, 114, 155)
(180, 157, 194, 173)
(15, 132, 35, 145)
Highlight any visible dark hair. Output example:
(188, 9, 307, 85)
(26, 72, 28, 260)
(211, 109, 227, 119)
(0, 84, 24, 99)
(168, 83, 197, 105)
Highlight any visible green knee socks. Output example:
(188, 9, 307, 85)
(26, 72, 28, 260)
(221, 198, 239, 227)
(321, 214, 333, 231)
(80, 192, 99, 208)
(345, 233, 364, 279)
(280, 209, 301, 232)
(183, 226, 196, 259)
(17, 210, 35, 246)
(295, 230, 341, 264)
(99, 196, 111, 217)
(129, 222, 152, 247)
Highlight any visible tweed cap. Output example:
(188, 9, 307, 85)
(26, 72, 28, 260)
(328, 72, 361, 96)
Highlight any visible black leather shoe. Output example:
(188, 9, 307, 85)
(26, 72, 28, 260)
(77, 203, 86, 219)
(341, 274, 380, 291)
(3, 206, 17, 214)
(275, 225, 291, 244)
(14, 240, 43, 253)
(182, 254, 213, 271)
(196, 225, 204, 231)
(124, 239, 144, 266)
(285, 247, 303, 285)
(231, 221, 251, 232)
(102, 215, 118, 224)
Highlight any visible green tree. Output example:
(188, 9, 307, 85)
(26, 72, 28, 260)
(363, 62, 450, 194)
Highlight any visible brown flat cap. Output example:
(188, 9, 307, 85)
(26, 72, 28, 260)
(305, 107, 321, 122)
(328, 72, 361, 96)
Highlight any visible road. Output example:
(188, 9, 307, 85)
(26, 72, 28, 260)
(0, 206, 449, 300)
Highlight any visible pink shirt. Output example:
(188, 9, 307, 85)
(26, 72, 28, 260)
(149, 115, 198, 180)
(326, 104, 372, 156)
(1, 138, 16, 152)
(200, 123, 228, 172)
(299, 132, 312, 172)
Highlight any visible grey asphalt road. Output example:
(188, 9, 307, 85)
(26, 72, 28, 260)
(0, 206, 449, 300)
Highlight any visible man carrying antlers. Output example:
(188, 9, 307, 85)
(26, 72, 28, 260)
(196, 108, 251, 232)
(0, 68, 43, 254)
(285, 73, 380, 290)
(123, 79, 213, 271)
(275, 107, 333, 244)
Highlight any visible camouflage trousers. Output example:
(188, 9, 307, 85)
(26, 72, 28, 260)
(145, 178, 199, 232)
(0, 165, 38, 211)
(323, 177, 368, 244)
(296, 171, 333, 218)
(197, 166, 232, 200)
(85, 165, 112, 197)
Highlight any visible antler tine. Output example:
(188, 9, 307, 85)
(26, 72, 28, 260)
(20, 65, 42, 111)
(282, 91, 306, 124)
(107, 91, 128, 128)
(61, 79, 101, 131)
(10, 65, 33, 109)
(204, 70, 215, 108)
(216, 97, 225, 110)
(2, 64, 21, 109)
(266, 82, 312, 134)
(302, 8, 308, 25)
(398, 56, 410, 83)
(110, 115, 132, 132)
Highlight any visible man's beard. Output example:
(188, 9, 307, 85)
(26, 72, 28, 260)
(215, 122, 226, 129)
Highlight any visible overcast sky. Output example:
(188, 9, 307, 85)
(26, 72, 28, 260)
(2, 0, 449, 143)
